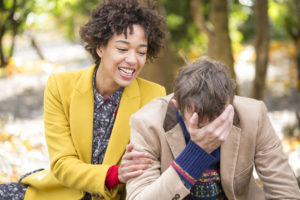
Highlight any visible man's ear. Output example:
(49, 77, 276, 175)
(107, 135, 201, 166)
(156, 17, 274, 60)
(96, 47, 103, 58)
(170, 99, 178, 109)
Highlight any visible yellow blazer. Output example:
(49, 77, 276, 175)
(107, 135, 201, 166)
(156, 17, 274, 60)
(21, 66, 166, 200)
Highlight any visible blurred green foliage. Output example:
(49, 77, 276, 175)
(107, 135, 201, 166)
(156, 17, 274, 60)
(0, 0, 35, 67)
(1, 0, 299, 65)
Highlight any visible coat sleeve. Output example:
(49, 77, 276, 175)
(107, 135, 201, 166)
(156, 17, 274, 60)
(254, 101, 300, 199)
(44, 75, 120, 199)
(126, 104, 190, 200)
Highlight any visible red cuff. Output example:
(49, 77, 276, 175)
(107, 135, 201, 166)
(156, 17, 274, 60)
(105, 165, 122, 189)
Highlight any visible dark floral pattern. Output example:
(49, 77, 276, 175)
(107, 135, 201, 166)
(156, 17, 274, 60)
(91, 67, 123, 165)
(0, 169, 43, 200)
(84, 67, 123, 199)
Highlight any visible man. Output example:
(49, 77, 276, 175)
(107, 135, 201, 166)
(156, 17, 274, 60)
(125, 59, 300, 199)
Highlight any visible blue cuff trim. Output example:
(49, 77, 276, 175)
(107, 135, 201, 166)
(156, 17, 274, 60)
(175, 140, 216, 180)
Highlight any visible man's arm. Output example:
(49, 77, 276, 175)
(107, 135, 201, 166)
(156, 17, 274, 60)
(126, 114, 190, 200)
(255, 101, 300, 199)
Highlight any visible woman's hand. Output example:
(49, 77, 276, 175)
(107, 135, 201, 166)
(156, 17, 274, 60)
(118, 144, 153, 183)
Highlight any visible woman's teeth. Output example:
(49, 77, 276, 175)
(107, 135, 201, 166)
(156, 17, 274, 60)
(119, 67, 135, 75)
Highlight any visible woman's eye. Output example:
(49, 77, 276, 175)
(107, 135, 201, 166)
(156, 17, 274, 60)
(117, 48, 127, 52)
(138, 52, 146, 55)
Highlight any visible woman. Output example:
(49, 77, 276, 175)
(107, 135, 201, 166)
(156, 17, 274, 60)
(0, 0, 166, 199)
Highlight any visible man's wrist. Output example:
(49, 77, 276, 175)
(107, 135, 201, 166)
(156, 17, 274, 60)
(172, 140, 216, 185)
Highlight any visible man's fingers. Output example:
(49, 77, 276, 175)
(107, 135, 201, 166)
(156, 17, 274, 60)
(214, 106, 234, 140)
(187, 112, 199, 130)
(210, 104, 233, 129)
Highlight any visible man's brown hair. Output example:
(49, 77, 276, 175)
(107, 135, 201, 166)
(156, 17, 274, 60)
(173, 58, 235, 122)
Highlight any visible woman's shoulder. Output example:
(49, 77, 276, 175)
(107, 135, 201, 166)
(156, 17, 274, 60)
(51, 66, 93, 82)
(135, 77, 165, 91)
(46, 66, 95, 95)
(48, 66, 93, 85)
(134, 77, 166, 105)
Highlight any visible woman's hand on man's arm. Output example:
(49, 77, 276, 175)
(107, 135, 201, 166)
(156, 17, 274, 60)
(118, 143, 153, 183)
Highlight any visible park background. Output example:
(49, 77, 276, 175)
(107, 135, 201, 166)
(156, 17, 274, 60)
(0, 0, 299, 186)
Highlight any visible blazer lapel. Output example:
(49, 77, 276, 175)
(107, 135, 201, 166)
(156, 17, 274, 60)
(220, 125, 241, 200)
(102, 79, 141, 165)
(163, 97, 186, 159)
(69, 66, 95, 163)
(165, 124, 186, 159)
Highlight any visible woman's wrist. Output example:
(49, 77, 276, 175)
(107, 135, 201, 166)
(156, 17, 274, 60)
(105, 165, 122, 189)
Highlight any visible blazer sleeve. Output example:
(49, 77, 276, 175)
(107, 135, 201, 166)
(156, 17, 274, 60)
(254, 101, 300, 199)
(44, 75, 119, 199)
(126, 110, 190, 200)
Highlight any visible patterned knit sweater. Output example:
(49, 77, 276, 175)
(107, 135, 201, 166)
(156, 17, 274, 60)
(171, 110, 226, 200)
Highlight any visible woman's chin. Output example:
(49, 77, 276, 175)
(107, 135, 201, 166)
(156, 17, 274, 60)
(116, 78, 135, 88)
(116, 73, 136, 87)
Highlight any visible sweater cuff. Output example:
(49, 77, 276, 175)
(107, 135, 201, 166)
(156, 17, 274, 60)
(172, 140, 216, 187)
(105, 165, 122, 189)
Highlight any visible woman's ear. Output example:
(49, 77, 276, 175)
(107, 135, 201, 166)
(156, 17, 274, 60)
(96, 47, 103, 58)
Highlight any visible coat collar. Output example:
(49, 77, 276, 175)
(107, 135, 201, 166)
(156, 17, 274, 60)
(220, 125, 241, 199)
(70, 65, 141, 164)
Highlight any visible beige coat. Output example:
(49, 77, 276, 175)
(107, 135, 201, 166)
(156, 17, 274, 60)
(126, 94, 300, 200)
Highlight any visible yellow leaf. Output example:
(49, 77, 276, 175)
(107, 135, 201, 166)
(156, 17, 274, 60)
(22, 139, 33, 150)
(0, 130, 10, 140)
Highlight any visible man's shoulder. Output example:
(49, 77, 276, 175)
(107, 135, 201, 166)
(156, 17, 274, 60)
(234, 95, 262, 104)
(233, 95, 263, 111)
(131, 94, 172, 124)
(233, 95, 267, 125)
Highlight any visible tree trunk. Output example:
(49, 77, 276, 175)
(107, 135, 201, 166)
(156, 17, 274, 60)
(191, 0, 238, 93)
(190, 0, 215, 56)
(24, 31, 45, 60)
(209, 0, 236, 82)
(0, 0, 17, 68)
(8, 22, 18, 58)
(139, 41, 177, 93)
(138, 0, 177, 93)
(292, 0, 300, 90)
(295, 40, 300, 90)
(0, 27, 7, 68)
(251, 0, 269, 100)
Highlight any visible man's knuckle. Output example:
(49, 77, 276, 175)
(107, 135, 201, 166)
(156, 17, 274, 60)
(206, 127, 214, 134)
(219, 136, 225, 142)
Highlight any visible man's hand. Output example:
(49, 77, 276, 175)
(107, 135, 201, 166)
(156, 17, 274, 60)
(186, 104, 234, 153)
(118, 144, 153, 183)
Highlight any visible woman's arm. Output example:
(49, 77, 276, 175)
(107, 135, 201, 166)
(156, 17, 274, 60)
(44, 75, 117, 198)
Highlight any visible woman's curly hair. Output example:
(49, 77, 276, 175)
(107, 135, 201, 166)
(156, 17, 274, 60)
(79, 0, 166, 66)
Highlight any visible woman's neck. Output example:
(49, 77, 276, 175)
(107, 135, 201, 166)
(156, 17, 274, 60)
(95, 67, 119, 98)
